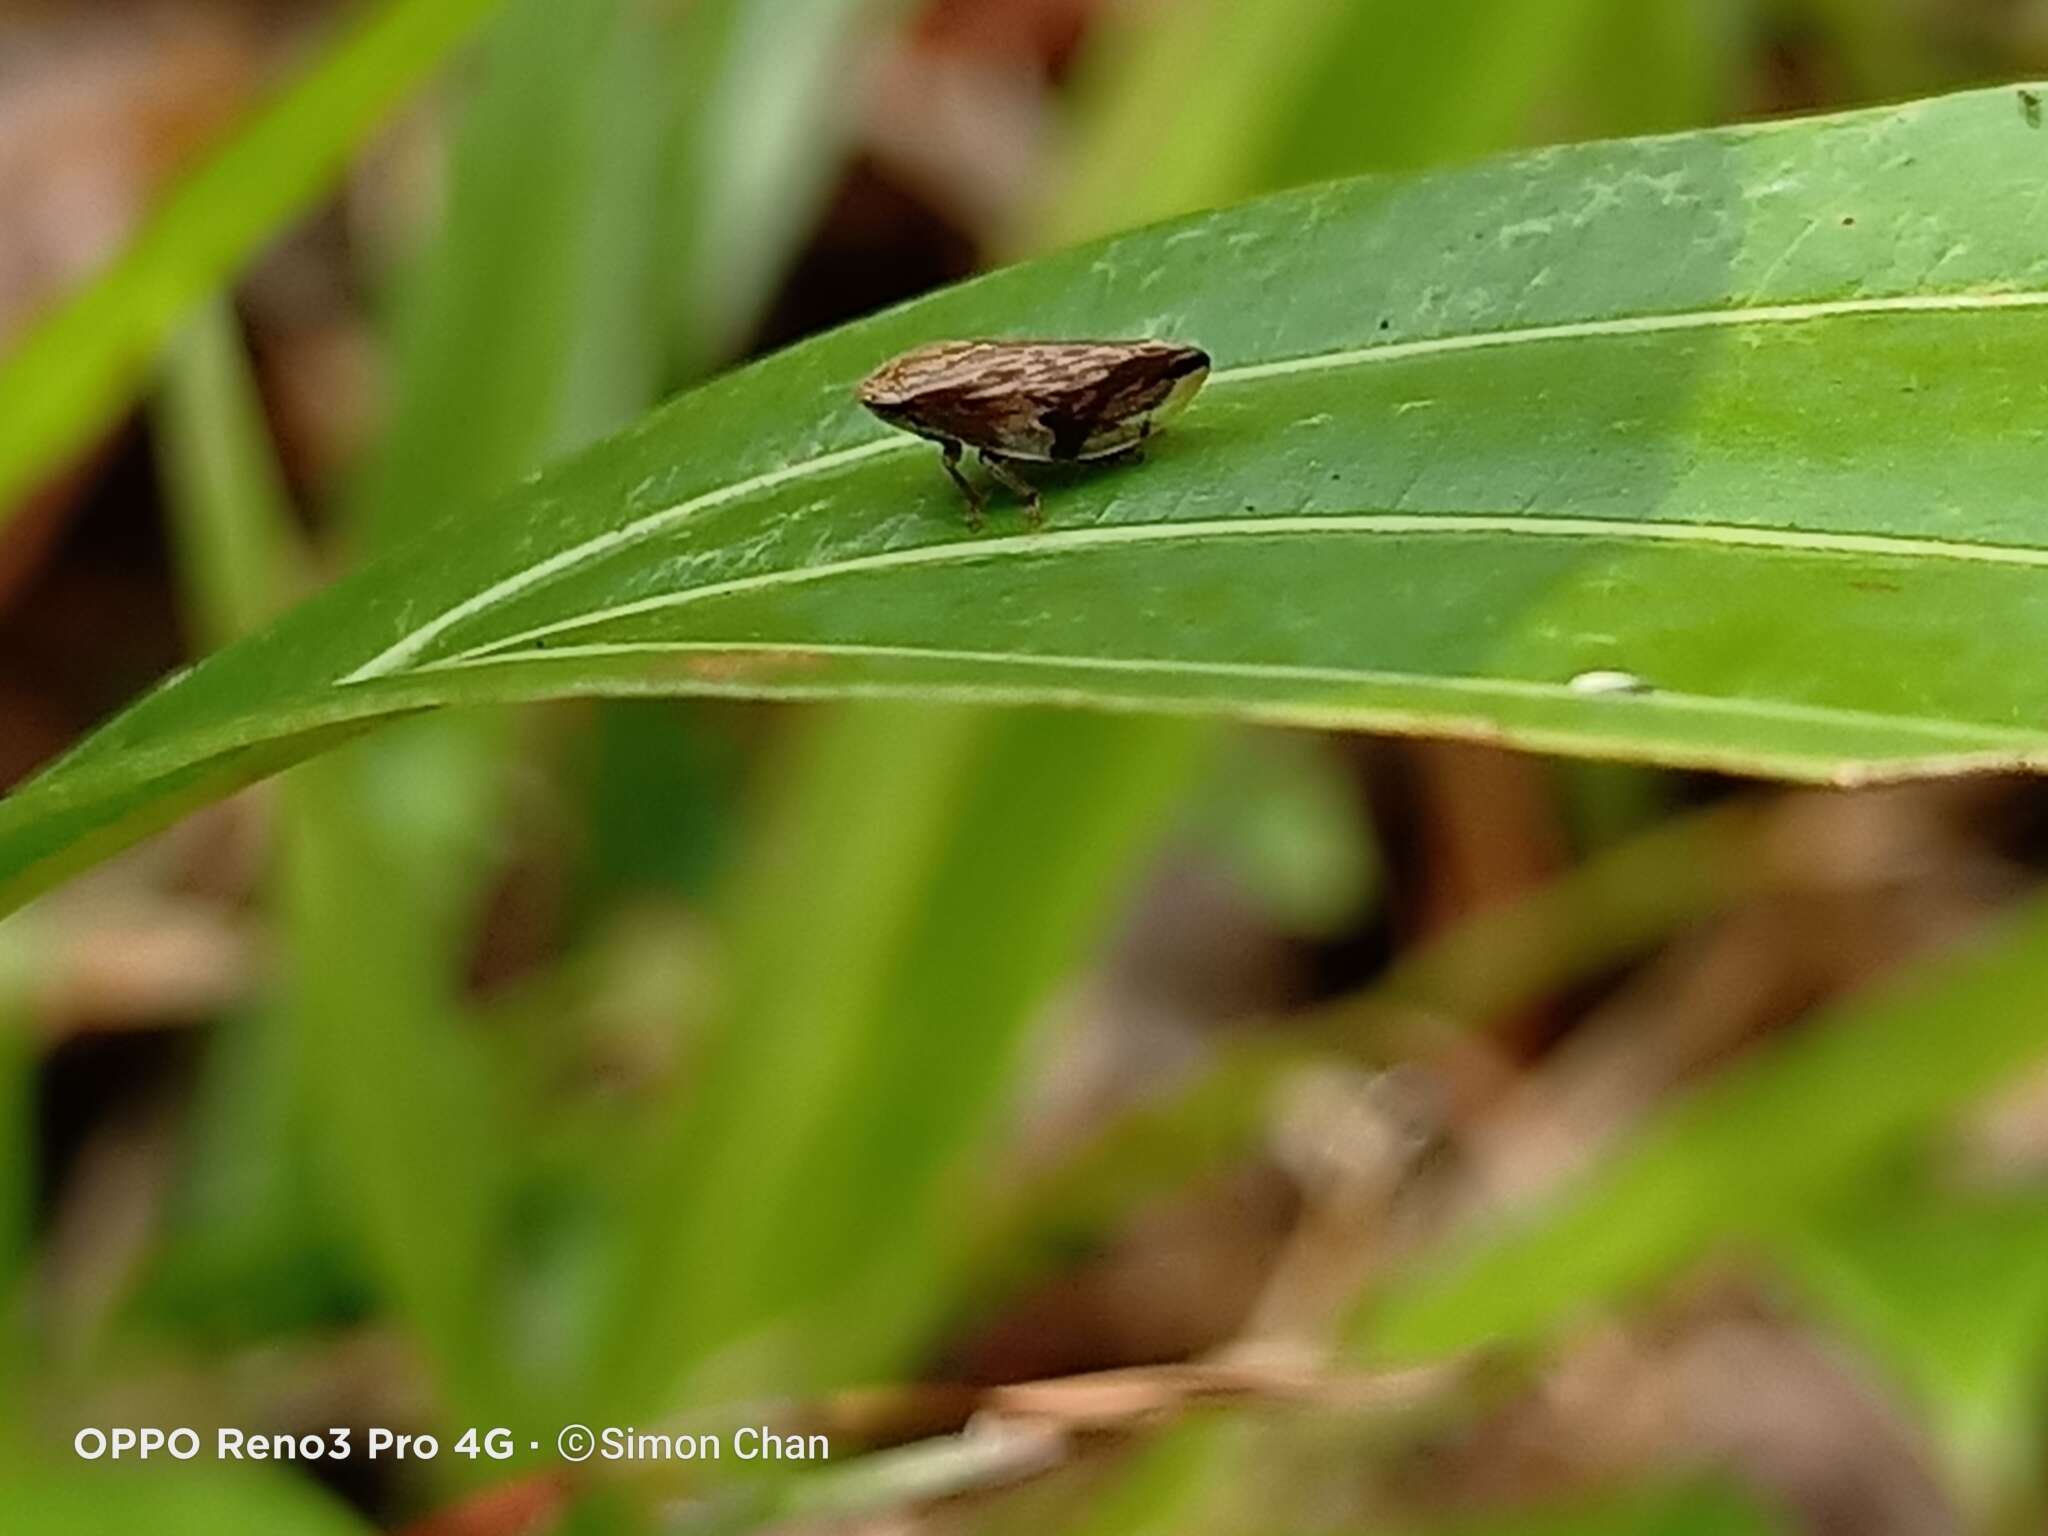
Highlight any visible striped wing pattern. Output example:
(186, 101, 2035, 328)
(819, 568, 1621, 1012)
(859, 340, 1210, 461)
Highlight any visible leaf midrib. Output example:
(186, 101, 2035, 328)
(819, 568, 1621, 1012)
(344, 286, 2048, 684)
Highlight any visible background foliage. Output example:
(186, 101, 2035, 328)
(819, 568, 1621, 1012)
(3, 2, 2048, 1533)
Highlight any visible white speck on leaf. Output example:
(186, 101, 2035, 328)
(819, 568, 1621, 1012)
(1570, 670, 1651, 696)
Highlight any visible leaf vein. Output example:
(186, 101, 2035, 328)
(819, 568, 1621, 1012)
(343, 287, 2048, 683)
(409, 511, 2048, 674)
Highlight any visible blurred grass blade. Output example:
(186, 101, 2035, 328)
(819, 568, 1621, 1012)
(281, 748, 508, 1410)
(1045, 0, 1361, 245)
(153, 299, 510, 1409)
(1785, 0, 1935, 101)
(0, 0, 509, 528)
(7, 87, 2048, 914)
(155, 302, 309, 646)
(555, 7, 672, 447)
(351, 0, 660, 548)
(1572, 0, 1740, 137)
(1777, 1182, 2048, 1498)
(1267, 0, 1611, 179)
(667, 0, 913, 376)
(144, 304, 344, 1347)
(601, 704, 1203, 1411)
(1051, 0, 1649, 247)
(1353, 891, 2048, 1363)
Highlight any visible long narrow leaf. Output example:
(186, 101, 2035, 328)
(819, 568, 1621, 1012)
(350, 0, 656, 547)
(5, 87, 2048, 914)
(0, 0, 508, 525)
(155, 303, 309, 645)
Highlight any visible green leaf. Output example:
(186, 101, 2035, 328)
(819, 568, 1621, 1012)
(1352, 889, 2048, 1363)
(7, 85, 2048, 914)
(0, 0, 508, 526)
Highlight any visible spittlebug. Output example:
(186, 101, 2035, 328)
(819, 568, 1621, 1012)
(857, 339, 1211, 528)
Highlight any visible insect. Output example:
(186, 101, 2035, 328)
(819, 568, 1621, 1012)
(857, 339, 1211, 528)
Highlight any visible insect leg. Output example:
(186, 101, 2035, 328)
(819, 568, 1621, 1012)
(939, 439, 985, 529)
(978, 451, 1043, 528)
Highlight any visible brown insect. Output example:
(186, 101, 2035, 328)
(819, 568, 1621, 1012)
(857, 339, 1212, 528)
